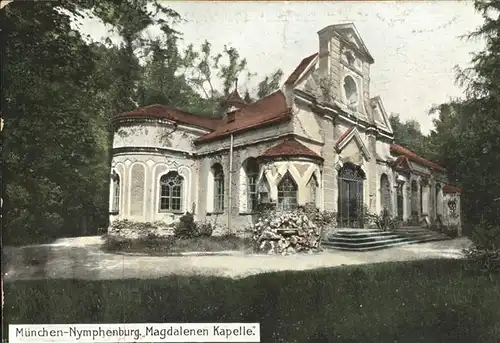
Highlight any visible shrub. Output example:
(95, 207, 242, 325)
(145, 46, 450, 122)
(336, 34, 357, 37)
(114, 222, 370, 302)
(463, 220, 500, 278)
(196, 222, 213, 237)
(298, 203, 337, 230)
(174, 212, 197, 238)
(103, 233, 175, 253)
(174, 213, 213, 238)
(366, 208, 400, 231)
(442, 225, 459, 238)
(110, 219, 157, 232)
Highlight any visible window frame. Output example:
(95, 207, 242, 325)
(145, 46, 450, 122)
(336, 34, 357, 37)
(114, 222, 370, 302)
(111, 172, 120, 214)
(343, 75, 359, 107)
(159, 171, 184, 213)
(246, 159, 259, 212)
(277, 173, 298, 211)
(213, 164, 225, 213)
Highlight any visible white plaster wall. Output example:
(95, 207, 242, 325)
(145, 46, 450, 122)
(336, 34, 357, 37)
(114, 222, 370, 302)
(197, 140, 285, 234)
(110, 152, 198, 225)
(375, 139, 391, 161)
(196, 138, 323, 234)
(259, 159, 322, 208)
(113, 122, 204, 152)
(291, 103, 324, 144)
(375, 163, 395, 215)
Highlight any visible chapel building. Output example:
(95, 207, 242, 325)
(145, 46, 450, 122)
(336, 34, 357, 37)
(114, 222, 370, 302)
(108, 23, 462, 235)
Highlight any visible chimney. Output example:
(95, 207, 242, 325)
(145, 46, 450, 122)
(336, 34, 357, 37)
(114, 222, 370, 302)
(226, 111, 236, 123)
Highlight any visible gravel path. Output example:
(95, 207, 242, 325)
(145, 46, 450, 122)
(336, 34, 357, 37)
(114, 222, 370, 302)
(3, 236, 473, 281)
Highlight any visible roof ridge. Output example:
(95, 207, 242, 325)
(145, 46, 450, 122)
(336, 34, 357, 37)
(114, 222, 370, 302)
(284, 53, 318, 85)
(260, 137, 323, 160)
(390, 144, 445, 171)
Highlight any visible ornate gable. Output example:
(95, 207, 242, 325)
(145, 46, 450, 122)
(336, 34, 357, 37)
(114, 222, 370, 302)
(370, 96, 393, 134)
(319, 23, 374, 64)
(285, 53, 319, 87)
(335, 127, 371, 162)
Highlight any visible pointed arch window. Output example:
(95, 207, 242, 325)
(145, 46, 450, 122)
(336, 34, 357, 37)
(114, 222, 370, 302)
(343, 75, 358, 107)
(436, 183, 443, 217)
(159, 171, 183, 212)
(277, 173, 298, 211)
(380, 173, 391, 214)
(420, 183, 423, 214)
(411, 180, 419, 220)
(212, 163, 224, 212)
(111, 171, 120, 213)
(245, 158, 259, 212)
(396, 181, 405, 220)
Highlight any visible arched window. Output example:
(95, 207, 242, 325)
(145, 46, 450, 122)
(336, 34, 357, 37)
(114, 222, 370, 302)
(159, 171, 183, 212)
(307, 174, 319, 207)
(343, 75, 358, 106)
(338, 163, 365, 228)
(411, 180, 418, 220)
(396, 181, 404, 219)
(245, 158, 259, 212)
(436, 183, 442, 217)
(212, 163, 224, 212)
(420, 183, 423, 214)
(277, 173, 298, 211)
(111, 171, 120, 213)
(380, 174, 391, 215)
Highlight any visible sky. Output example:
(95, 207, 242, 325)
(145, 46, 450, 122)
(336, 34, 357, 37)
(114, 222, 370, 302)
(79, 1, 485, 134)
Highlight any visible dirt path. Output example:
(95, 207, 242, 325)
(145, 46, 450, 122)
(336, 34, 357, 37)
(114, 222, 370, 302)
(3, 236, 473, 281)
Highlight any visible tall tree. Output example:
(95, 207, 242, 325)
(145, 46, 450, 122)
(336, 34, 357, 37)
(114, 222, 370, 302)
(389, 114, 426, 156)
(430, 0, 500, 232)
(1, 0, 285, 246)
(2, 1, 106, 243)
(85, 0, 182, 113)
(2, 0, 183, 244)
(181, 40, 284, 114)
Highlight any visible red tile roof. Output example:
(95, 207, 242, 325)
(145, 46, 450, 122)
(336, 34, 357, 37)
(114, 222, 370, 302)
(443, 184, 462, 194)
(113, 104, 222, 131)
(335, 127, 354, 147)
(260, 138, 323, 160)
(390, 144, 446, 172)
(196, 90, 290, 142)
(284, 53, 318, 85)
(392, 155, 412, 170)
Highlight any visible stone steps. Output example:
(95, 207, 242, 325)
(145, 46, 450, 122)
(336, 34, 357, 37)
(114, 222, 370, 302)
(323, 227, 450, 251)
(394, 226, 450, 240)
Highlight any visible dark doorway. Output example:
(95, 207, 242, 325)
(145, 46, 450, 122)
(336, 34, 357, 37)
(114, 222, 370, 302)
(337, 163, 365, 228)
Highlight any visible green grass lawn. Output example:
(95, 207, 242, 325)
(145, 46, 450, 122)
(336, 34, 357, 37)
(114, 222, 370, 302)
(102, 234, 254, 255)
(4, 259, 500, 343)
